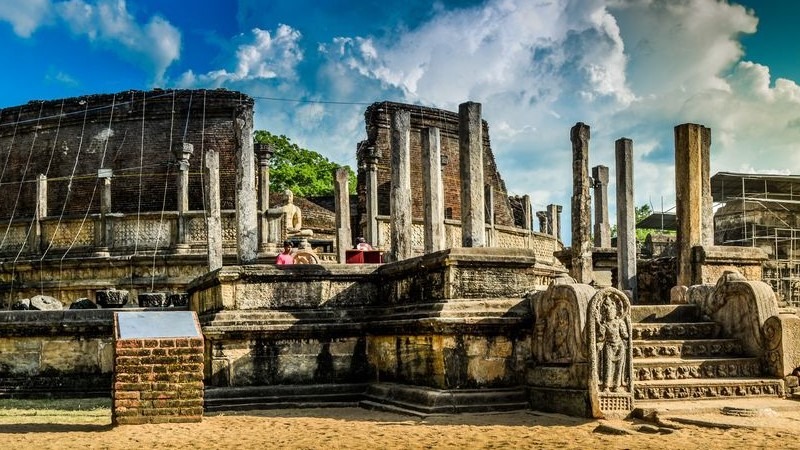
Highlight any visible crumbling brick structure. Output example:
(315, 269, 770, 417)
(356, 102, 516, 231)
(0, 89, 253, 219)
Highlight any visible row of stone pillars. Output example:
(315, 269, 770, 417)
(386, 102, 488, 261)
(569, 121, 715, 301)
(569, 123, 637, 297)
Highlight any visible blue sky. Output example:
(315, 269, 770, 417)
(1, 0, 798, 243)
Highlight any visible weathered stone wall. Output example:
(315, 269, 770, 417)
(356, 102, 515, 234)
(0, 310, 114, 397)
(636, 257, 677, 304)
(0, 89, 252, 220)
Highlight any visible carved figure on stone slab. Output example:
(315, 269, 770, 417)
(596, 294, 629, 392)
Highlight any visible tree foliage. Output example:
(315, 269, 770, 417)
(254, 130, 356, 197)
(611, 203, 674, 242)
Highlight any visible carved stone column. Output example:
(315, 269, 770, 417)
(363, 144, 380, 249)
(204, 150, 223, 271)
(234, 105, 258, 264)
(421, 127, 445, 253)
(592, 165, 610, 248)
(547, 204, 562, 240)
(174, 143, 193, 254)
(536, 211, 548, 233)
(523, 194, 533, 232)
(674, 123, 712, 287)
(615, 139, 636, 298)
(29, 174, 47, 255)
(93, 170, 112, 257)
(459, 101, 485, 247)
(571, 122, 592, 284)
(390, 109, 412, 261)
(255, 142, 274, 253)
(334, 167, 352, 263)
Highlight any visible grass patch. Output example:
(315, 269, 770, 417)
(0, 397, 111, 417)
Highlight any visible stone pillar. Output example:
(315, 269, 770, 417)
(421, 127, 445, 253)
(459, 101, 485, 247)
(333, 167, 352, 263)
(92, 170, 112, 257)
(363, 145, 380, 248)
(701, 131, 714, 247)
(570, 123, 592, 284)
(174, 143, 193, 254)
(674, 123, 711, 287)
(29, 174, 47, 254)
(547, 204, 562, 239)
(390, 109, 412, 261)
(536, 211, 548, 233)
(523, 195, 533, 231)
(592, 165, 610, 248)
(235, 106, 258, 263)
(255, 142, 274, 253)
(615, 139, 637, 298)
(204, 150, 223, 272)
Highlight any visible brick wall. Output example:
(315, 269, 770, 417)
(0, 89, 252, 219)
(113, 335, 204, 425)
(356, 102, 516, 236)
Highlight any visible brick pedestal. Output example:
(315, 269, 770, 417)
(113, 312, 204, 425)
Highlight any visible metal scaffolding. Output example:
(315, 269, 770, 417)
(712, 172, 800, 306)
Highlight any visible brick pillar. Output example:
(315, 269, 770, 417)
(421, 127, 445, 253)
(255, 142, 274, 253)
(235, 105, 257, 263)
(570, 122, 592, 284)
(390, 109, 412, 261)
(205, 150, 223, 272)
(616, 138, 637, 298)
(675, 123, 712, 287)
(174, 143, 193, 254)
(334, 167, 352, 263)
(459, 101, 485, 247)
(592, 165, 611, 248)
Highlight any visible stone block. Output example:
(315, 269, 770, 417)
(30, 295, 63, 311)
(138, 292, 169, 307)
(69, 298, 98, 309)
(97, 289, 129, 308)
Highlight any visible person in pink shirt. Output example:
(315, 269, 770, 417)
(276, 240, 294, 265)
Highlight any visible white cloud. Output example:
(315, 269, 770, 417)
(178, 25, 303, 87)
(0, 0, 52, 37)
(54, 0, 180, 84)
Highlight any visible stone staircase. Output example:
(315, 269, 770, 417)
(631, 304, 784, 407)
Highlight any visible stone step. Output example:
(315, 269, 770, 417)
(633, 378, 785, 402)
(632, 339, 743, 359)
(362, 383, 529, 415)
(204, 383, 367, 412)
(633, 357, 762, 382)
(632, 322, 720, 340)
(631, 304, 700, 323)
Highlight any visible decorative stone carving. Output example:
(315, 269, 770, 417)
(138, 292, 169, 307)
(30, 294, 63, 311)
(588, 287, 633, 416)
(530, 282, 593, 365)
(69, 298, 98, 309)
(281, 189, 313, 239)
(96, 288, 129, 308)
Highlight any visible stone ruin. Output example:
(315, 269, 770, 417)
(0, 89, 797, 423)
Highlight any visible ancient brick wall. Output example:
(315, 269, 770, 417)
(0, 89, 253, 219)
(113, 335, 204, 425)
(356, 102, 516, 234)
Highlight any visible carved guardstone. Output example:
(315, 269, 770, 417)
(588, 288, 633, 417)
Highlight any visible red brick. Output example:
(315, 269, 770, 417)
(159, 339, 176, 348)
(189, 338, 204, 348)
(114, 391, 140, 400)
(175, 338, 190, 348)
(114, 373, 140, 384)
(144, 339, 160, 348)
(116, 340, 142, 349)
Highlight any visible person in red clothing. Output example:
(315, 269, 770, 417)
(276, 240, 294, 265)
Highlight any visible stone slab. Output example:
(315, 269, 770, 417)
(116, 311, 201, 339)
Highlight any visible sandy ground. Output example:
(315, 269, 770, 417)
(2, 407, 800, 450)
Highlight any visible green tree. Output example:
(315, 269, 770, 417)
(611, 204, 674, 242)
(255, 130, 356, 197)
